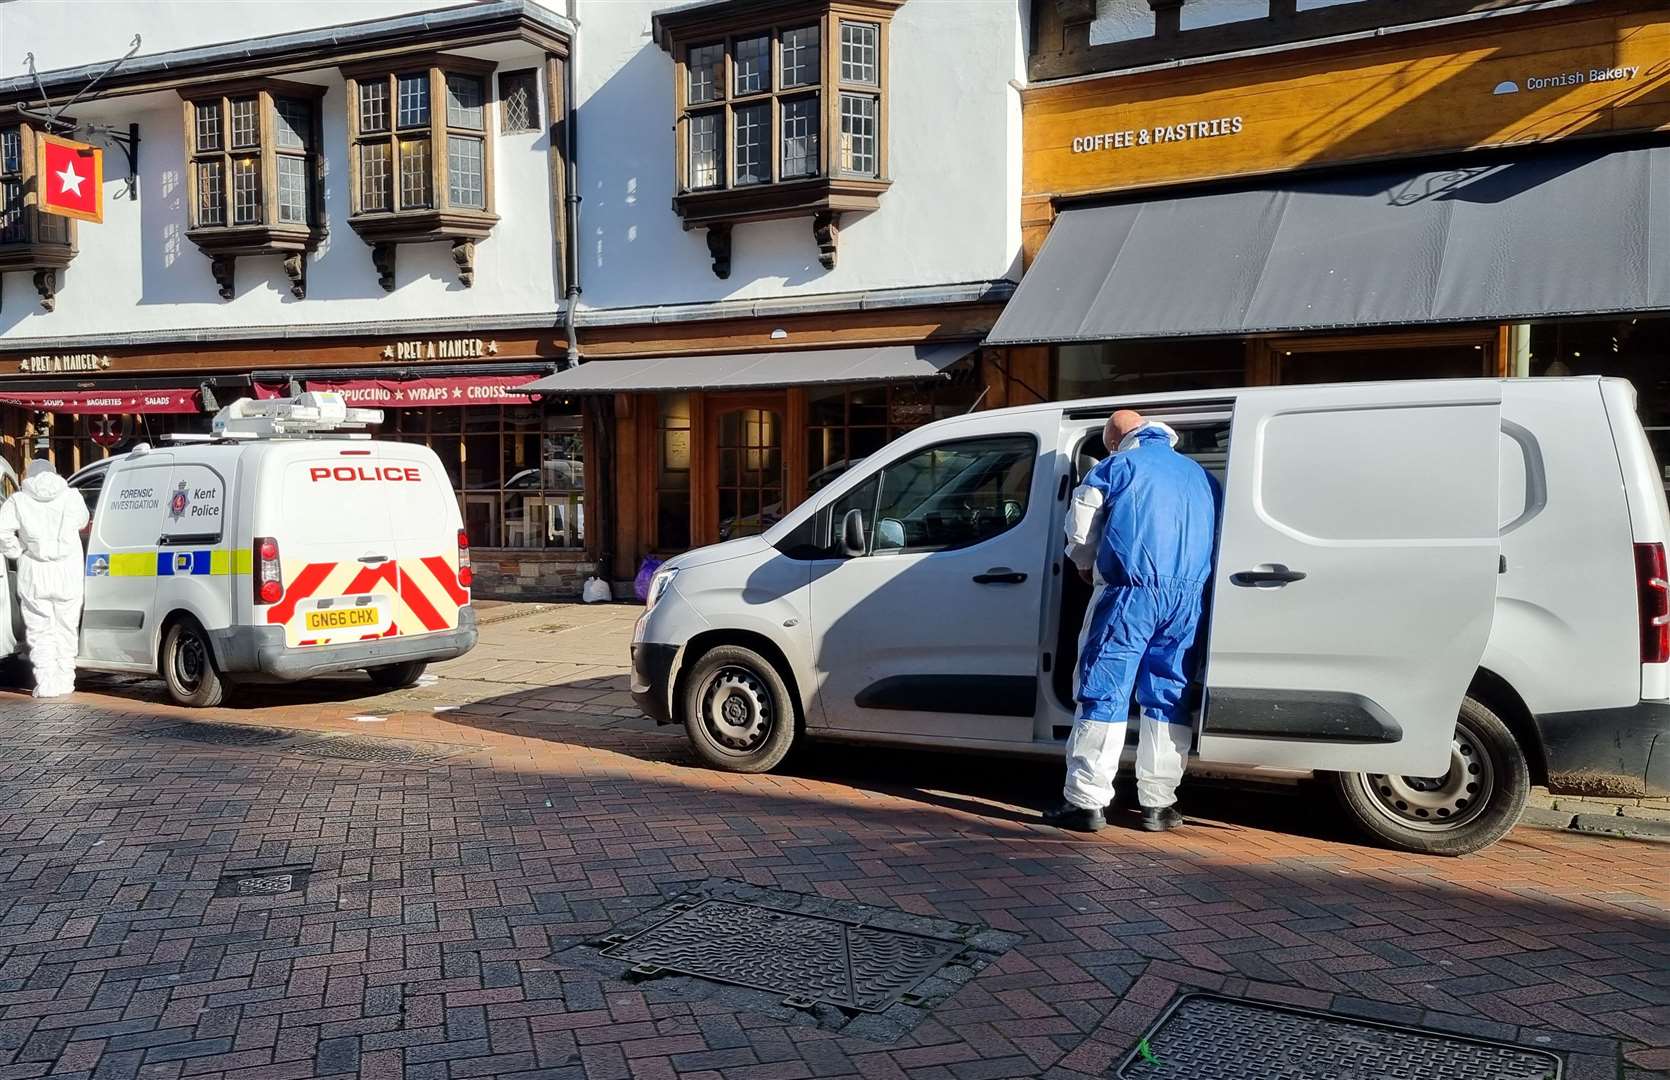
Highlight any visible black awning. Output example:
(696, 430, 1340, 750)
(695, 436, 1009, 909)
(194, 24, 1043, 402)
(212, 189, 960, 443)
(988, 141, 1670, 345)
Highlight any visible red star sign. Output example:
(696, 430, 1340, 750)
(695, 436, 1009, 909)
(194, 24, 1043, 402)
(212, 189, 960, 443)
(38, 133, 103, 224)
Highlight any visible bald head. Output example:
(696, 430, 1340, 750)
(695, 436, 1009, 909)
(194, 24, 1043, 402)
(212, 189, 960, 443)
(1104, 409, 1146, 449)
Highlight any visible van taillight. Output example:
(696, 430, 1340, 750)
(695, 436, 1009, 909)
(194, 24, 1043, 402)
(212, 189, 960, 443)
(255, 536, 283, 606)
(457, 528, 472, 590)
(1635, 543, 1669, 664)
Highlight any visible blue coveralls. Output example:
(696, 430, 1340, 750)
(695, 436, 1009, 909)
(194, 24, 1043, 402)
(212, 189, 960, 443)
(1062, 425, 1221, 810)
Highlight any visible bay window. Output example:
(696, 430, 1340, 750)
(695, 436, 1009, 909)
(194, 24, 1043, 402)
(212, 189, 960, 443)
(342, 54, 499, 291)
(180, 80, 325, 300)
(0, 118, 76, 311)
(652, 0, 900, 277)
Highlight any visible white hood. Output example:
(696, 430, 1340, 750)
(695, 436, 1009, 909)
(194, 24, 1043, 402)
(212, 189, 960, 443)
(19, 470, 69, 503)
(0, 467, 86, 564)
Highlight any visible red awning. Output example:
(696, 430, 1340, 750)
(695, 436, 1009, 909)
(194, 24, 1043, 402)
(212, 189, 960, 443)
(253, 373, 546, 408)
(0, 388, 201, 414)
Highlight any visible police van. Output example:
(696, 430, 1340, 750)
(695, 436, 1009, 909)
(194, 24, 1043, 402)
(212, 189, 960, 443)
(5, 393, 477, 706)
(632, 377, 1670, 855)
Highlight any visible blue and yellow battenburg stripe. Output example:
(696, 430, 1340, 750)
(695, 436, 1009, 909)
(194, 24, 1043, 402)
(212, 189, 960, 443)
(85, 549, 255, 578)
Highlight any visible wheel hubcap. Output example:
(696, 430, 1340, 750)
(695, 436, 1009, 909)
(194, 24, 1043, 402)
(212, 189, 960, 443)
(700, 666, 772, 753)
(176, 637, 204, 691)
(1357, 720, 1494, 832)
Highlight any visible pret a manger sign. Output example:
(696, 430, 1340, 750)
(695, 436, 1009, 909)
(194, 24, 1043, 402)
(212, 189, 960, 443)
(1027, 8, 1670, 199)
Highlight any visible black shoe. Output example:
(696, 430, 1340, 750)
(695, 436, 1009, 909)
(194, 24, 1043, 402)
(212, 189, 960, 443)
(1043, 801, 1106, 833)
(1140, 806, 1184, 832)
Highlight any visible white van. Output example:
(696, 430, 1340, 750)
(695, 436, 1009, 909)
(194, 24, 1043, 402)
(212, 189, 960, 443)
(632, 377, 1670, 855)
(12, 394, 478, 706)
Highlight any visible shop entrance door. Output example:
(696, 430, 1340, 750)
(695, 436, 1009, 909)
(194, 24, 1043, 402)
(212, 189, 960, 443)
(706, 394, 787, 543)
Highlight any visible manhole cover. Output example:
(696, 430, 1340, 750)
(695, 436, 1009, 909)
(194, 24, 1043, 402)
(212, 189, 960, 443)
(145, 723, 294, 747)
(602, 898, 965, 1012)
(286, 737, 452, 766)
(214, 866, 311, 898)
(530, 623, 574, 634)
(1116, 995, 1563, 1079)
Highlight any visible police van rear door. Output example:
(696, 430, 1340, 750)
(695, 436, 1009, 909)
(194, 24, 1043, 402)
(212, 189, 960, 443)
(1199, 380, 1502, 777)
(265, 444, 400, 647)
(378, 441, 467, 639)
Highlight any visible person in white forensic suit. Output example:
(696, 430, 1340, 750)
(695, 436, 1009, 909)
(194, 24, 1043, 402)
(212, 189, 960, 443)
(0, 458, 89, 698)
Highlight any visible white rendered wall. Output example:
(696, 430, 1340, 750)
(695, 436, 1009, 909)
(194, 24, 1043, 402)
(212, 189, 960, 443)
(0, 48, 559, 340)
(1088, 0, 1152, 46)
(1180, 0, 1266, 32)
(0, 0, 474, 79)
(0, 0, 1024, 339)
(571, 0, 1024, 310)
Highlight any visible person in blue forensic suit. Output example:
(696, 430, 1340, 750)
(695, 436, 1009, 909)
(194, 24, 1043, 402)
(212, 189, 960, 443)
(1043, 409, 1221, 834)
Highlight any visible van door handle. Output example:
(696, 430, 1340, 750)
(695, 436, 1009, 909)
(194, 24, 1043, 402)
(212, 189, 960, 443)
(1230, 564, 1306, 587)
(973, 568, 1027, 584)
(358, 555, 390, 565)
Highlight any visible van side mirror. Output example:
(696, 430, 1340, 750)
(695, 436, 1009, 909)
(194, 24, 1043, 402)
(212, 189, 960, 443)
(840, 508, 868, 557)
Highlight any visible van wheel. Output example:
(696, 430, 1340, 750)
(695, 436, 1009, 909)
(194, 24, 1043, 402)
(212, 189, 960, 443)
(161, 620, 227, 708)
(368, 660, 427, 691)
(1331, 696, 1529, 856)
(681, 645, 796, 773)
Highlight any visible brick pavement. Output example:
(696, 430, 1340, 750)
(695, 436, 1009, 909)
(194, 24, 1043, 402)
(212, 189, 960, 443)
(0, 667, 1663, 1079)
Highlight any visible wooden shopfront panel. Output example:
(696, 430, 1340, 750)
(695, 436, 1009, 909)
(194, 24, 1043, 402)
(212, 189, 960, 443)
(1023, 4, 1670, 254)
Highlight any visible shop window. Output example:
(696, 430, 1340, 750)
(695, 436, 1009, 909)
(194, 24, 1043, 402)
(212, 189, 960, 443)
(804, 362, 984, 494)
(657, 393, 694, 551)
(0, 120, 76, 312)
(652, 0, 900, 276)
(179, 80, 325, 300)
(1530, 316, 1670, 489)
(716, 407, 784, 541)
(1055, 340, 1245, 399)
(30, 412, 210, 477)
(390, 403, 585, 549)
(342, 54, 499, 290)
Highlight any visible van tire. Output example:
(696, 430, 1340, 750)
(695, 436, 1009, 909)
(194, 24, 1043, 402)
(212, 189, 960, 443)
(368, 660, 427, 691)
(681, 645, 797, 773)
(1331, 696, 1529, 857)
(161, 620, 227, 708)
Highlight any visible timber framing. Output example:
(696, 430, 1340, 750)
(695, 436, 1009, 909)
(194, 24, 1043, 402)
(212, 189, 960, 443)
(0, 0, 571, 108)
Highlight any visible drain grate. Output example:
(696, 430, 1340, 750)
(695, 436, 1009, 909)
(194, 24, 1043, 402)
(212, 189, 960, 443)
(286, 736, 452, 766)
(1116, 995, 1562, 1080)
(146, 723, 295, 747)
(602, 898, 965, 1013)
(214, 866, 311, 898)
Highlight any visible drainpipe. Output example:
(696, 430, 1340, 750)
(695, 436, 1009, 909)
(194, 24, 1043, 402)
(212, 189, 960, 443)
(560, 1, 615, 589)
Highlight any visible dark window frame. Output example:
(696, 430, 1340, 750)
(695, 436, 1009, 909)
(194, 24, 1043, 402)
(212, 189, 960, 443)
(181, 81, 325, 234)
(344, 54, 499, 222)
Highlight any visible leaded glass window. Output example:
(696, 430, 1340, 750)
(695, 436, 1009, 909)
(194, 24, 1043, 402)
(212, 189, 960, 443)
(781, 26, 819, 88)
(840, 22, 878, 85)
(498, 69, 538, 134)
(230, 97, 259, 149)
(195, 102, 222, 152)
(397, 73, 430, 128)
(734, 104, 768, 186)
(195, 159, 225, 226)
(734, 36, 770, 95)
(689, 111, 721, 190)
(360, 142, 391, 212)
(277, 155, 307, 224)
(231, 157, 261, 224)
(274, 98, 310, 149)
(399, 136, 432, 209)
(446, 74, 485, 130)
(359, 80, 390, 133)
(781, 96, 819, 178)
(447, 134, 484, 209)
(839, 92, 877, 177)
(688, 43, 723, 105)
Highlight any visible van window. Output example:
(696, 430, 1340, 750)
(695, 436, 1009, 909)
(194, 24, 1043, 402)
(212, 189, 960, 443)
(98, 464, 173, 550)
(281, 459, 395, 545)
(864, 435, 1036, 554)
(161, 464, 226, 542)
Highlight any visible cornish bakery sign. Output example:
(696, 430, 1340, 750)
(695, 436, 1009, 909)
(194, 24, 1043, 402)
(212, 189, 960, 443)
(1025, 8, 1670, 199)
